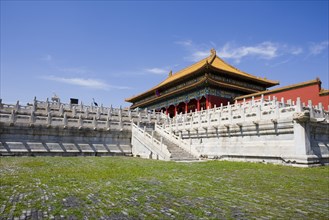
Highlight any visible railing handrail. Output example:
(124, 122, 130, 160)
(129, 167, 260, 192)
(155, 124, 200, 158)
(132, 123, 171, 160)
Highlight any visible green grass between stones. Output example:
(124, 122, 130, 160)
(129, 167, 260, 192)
(0, 157, 328, 219)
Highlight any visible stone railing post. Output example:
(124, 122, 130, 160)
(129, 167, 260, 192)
(72, 106, 76, 118)
(106, 117, 110, 130)
(295, 97, 302, 112)
(78, 115, 83, 129)
(318, 103, 324, 118)
(47, 113, 52, 127)
(15, 101, 20, 112)
(63, 113, 68, 128)
(85, 107, 89, 118)
(228, 102, 232, 124)
(97, 107, 101, 119)
(30, 110, 35, 125)
(9, 110, 16, 125)
(281, 97, 285, 107)
(308, 100, 314, 118)
(108, 108, 112, 119)
(59, 104, 64, 117)
(257, 105, 261, 121)
(93, 116, 97, 130)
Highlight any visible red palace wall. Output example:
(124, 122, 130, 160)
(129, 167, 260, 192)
(237, 83, 329, 110)
(208, 95, 230, 108)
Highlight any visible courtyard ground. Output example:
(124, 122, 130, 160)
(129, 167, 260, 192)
(0, 157, 328, 219)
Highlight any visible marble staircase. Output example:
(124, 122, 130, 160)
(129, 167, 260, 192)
(151, 131, 198, 161)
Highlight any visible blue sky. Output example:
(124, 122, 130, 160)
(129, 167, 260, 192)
(1, 1, 328, 107)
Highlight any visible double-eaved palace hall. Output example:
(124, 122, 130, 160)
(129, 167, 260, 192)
(126, 49, 328, 116)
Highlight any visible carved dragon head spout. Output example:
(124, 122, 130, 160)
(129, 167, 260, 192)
(293, 110, 310, 123)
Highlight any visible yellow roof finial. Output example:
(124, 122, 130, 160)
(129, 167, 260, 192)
(210, 48, 216, 56)
(168, 70, 173, 77)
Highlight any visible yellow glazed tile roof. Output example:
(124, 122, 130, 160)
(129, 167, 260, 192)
(126, 49, 278, 102)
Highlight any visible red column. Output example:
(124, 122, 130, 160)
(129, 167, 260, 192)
(185, 102, 188, 113)
(174, 105, 177, 116)
(166, 107, 168, 115)
(206, 96, 209, 109)
(197, 99, 200, 111)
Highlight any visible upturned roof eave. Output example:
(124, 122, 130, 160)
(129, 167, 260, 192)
(126, 50, 279, 103)
(129, 77, 208, 108)
(125, 61, 209, 103)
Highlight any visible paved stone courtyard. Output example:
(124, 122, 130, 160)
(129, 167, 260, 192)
(1, 157, 328, 219)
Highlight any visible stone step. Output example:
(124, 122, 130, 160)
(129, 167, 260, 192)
(147, 130, 198, 161)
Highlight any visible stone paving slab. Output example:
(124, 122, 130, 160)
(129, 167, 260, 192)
(0, 157, 328, 219)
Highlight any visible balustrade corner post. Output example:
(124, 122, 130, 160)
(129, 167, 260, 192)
(143, 126, 146, 136)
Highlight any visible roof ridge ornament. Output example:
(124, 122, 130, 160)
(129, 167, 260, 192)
(210, 48, 216, 56)
(168, 70, 173, 77)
